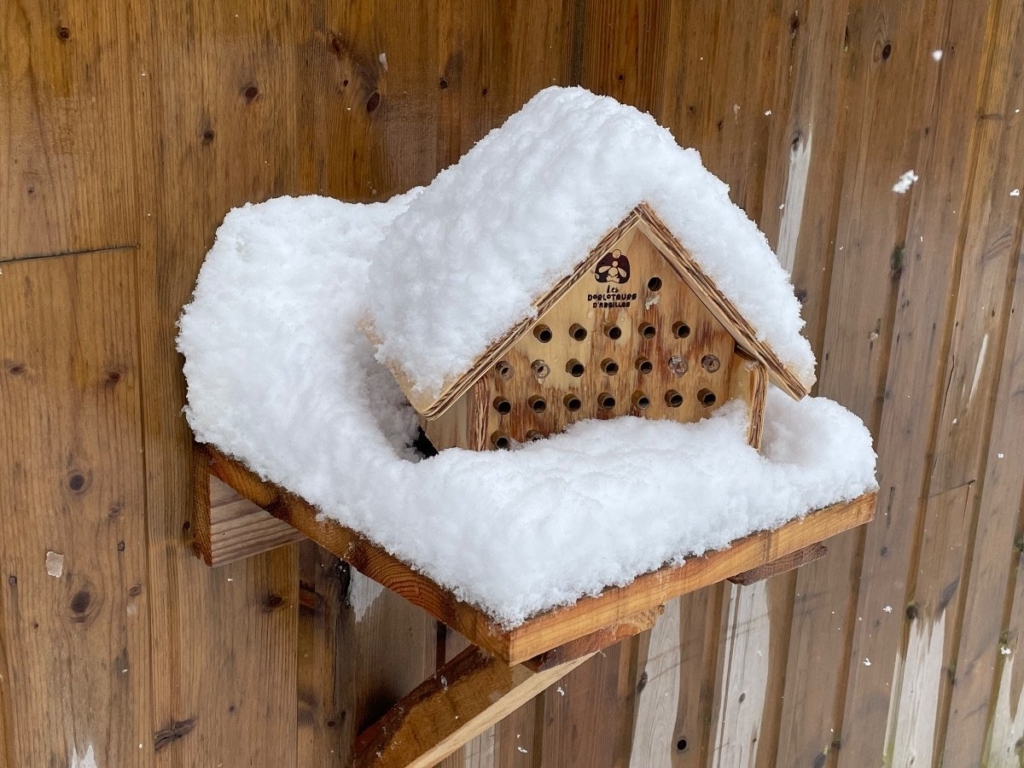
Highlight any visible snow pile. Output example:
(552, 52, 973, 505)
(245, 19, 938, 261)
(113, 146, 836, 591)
(367, 86, 815, 399)
(178, 195, 877, 627)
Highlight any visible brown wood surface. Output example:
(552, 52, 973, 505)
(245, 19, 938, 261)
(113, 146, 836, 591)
(3, 1, 1023, 766)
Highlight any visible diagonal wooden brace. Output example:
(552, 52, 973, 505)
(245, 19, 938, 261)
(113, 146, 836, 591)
(351, 607, 662, 768)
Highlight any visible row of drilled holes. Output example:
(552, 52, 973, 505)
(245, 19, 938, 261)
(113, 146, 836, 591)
(497, 354, 720, 381)
(493, 388, 717, 416)
(534, 320, 691, 343)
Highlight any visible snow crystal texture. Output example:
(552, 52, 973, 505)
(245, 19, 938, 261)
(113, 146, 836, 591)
(178, 195, 877, 627)
(368, 86, 816, 398)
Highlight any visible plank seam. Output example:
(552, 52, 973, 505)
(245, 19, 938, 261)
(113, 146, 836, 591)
(0, 244, 138, 264)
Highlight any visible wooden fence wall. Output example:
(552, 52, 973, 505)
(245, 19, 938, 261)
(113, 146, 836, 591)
(2, 0, 1022, 766)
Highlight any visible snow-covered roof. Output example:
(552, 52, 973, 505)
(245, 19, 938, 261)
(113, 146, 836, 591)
(366, 86, 816, 413)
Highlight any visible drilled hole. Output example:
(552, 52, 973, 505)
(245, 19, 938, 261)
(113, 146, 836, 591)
(493, 397, 512, 415)
(564, 394, 582, 412)
(529, 396, 547, 414)
(632, 391, 651, 410)
(605, 324, 622, 340)
(665, 390, 683, 408)
(531, 360, 550, 379)
(525, 430, 543, 441)
(601, 358, 619, 375)
(569, 324, 588, 341)
(701, 354, 721, 373)
(495, 361, 513, 380)
(673, 321, 691, 339)
(636, 357, 653, 375)
(534, 324, 553, 343)
(491, 432, 511, 450)
(648, 276, 662, 291)
(668, 355, 688, 376)
(698, 388, 717, 407)
(598, 393, 616, 409)
(676, 738, 688, 753)
(639, 323, 657, 339)
(566, 359, 585, 377)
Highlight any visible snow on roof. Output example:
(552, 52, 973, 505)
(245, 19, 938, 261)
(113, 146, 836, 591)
(367, 86, 816, 404)
(177, 195, 876, 626)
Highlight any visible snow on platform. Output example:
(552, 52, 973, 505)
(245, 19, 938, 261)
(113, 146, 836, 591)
(178, 192, 876, 627)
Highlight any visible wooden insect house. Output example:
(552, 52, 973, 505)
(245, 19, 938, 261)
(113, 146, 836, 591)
(364, 88, 816, 454)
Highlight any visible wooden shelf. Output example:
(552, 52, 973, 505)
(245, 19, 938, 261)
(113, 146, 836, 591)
(192, 442, 875, 767)
(193, 442, 876, 665)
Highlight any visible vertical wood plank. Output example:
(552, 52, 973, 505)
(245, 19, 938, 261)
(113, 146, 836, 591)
(129, 0, 306, 764)
(296, 542, 349, 767)
(628, 599, 680, 767)
(0, 251, 151, 767)
(0, 1, 138, 259)
(836, 0, 1002, 761)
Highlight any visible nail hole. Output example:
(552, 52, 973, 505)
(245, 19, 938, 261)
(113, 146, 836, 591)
(673, 322, 691, 339)
(676, 738, 688, 752)
(647, 276, 662, 291)
(601, 358, 619, 375)
(495, 361, 513, 380)
(57, 26, 71, 40)
(698, 388, 717, 407)
(439, 77, 449, 89)
(665, 390, 683, 408)
(243, 84, 259, 101)
(569, 324, 588, 341)
(882, 42, 892, 60)
(202, 129, 215, 145)
(639, 323, 656, 339)
(701, 354, 721, 373)
(564, 395, 582, 412)
(7, 363, 26, 375)
(493, 397, 511, 415)
(534, 324, 552, 343)
(68, 473, 86, 492)
(605, 324, 622, 340)
(636, 358, 653, 375)
(529, 396, 547, 414)
(566, 360, 585, 377)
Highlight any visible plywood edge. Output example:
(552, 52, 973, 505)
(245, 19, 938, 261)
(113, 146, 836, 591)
(634, 203, 813, 400)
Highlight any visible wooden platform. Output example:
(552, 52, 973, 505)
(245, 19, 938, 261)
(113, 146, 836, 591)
(193, 443, 876, 665)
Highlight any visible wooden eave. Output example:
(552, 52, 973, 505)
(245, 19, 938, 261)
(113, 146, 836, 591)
(366, 203, 813, 420)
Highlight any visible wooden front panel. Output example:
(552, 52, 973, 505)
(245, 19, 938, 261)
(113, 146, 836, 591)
(433, 224, 751, 451)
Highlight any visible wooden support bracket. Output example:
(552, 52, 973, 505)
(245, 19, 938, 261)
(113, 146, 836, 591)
(728, 542, 828, 586)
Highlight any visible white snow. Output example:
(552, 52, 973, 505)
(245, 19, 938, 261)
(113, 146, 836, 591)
(931, 50, 943, 61)
(893, 170, 919, 194)
(178, 194, 876, 626)
(366, 86, 816, 401)
(1011, 189, 1020, 197)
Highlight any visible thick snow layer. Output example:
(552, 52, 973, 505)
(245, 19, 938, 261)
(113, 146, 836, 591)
(367, 86, 816, 399)
(178, 195, 876, 627)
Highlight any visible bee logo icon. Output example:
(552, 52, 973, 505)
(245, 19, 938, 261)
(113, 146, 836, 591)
(594, 250, 630, 284)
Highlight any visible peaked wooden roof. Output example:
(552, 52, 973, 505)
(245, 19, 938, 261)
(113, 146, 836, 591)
(371, 203, 813, 420)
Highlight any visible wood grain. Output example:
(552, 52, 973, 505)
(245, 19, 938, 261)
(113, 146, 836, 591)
(129, 1, 305, 764)
(0, 0, 138, 259)
(0, 251, 150, 767)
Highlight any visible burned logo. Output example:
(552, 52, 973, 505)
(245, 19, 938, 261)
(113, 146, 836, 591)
(594, 250, 630, 284)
